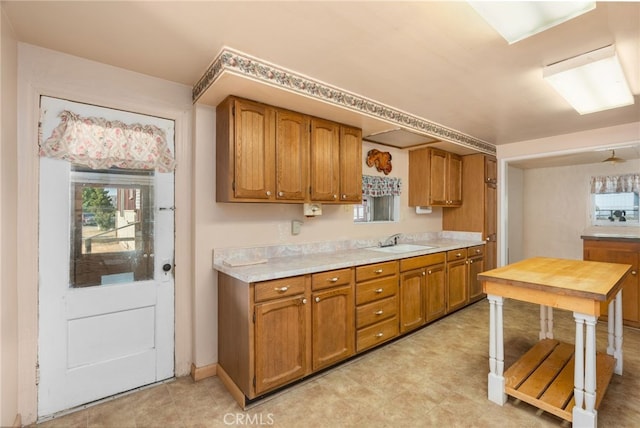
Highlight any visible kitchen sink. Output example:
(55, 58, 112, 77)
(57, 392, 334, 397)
(365, 244, 437, 254)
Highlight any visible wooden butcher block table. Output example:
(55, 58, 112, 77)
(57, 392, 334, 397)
(478, 257, 631, 427)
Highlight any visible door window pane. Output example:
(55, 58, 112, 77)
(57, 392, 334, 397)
(70, 166, 155, 287)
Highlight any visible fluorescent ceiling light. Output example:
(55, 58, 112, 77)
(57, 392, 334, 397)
(469, 1, 595, 44)
(543, 45, 634, 115)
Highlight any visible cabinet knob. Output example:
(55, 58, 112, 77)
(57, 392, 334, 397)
(422, 271, 426, 276)
(342, 194, 347, 199)
(375, 332, 384, 338)
(374, 269, 383, 274)
(278, 191, 284, 197)
(266, 190, 272, 196)
(375, 310, 384, 315)
(328, 277, 339, 282)
(632, 270, 637, 275)
(476, 249, 481, 254)
(333, 194, 338, 199)
(275, 286, 289, 292)
(486, 237, 490, 241)
(456, 253, 462, 258)
(375, 288, 384, 293)
(469, 260, 473, 264)
(428, 270, 432, 274)
(315, 297, 321, 303)
(301, 298, 307, 304)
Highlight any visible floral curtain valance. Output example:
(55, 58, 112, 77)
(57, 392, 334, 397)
(39, 110, 176, 172)
(362, 175, 402, 197)
(590, 174, 640, 194)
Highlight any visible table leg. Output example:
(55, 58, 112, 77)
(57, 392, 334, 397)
(614, 289, 623, 375)
(572, 312, 598, 427)
(539, 305, 554, 340)
(487, 294, 506, 405)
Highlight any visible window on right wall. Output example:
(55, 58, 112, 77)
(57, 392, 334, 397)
(590, 174, 639, 226)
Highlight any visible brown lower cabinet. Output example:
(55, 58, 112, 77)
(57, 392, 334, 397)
(217, 245, 487, 408)
(583, 237, 640, 327)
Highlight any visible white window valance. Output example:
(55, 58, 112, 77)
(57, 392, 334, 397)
(362, 175, 402, 197)
(39, 110, 176, 172)
(590, 174, 640, 194)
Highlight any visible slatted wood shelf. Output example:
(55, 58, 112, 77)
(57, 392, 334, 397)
(504, 339, 616, 422)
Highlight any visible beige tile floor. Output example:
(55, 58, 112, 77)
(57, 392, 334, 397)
(34, 299, 640, 428)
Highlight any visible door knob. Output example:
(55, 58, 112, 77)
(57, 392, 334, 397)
(162, 263, 172, 272)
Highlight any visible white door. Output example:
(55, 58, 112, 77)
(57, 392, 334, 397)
(38, 96, 175, 417)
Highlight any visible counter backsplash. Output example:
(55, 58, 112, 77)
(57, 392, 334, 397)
(213, 230, 482, 266)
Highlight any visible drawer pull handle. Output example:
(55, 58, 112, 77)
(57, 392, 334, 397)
(374, 269, 384, 274)
(375, 288, 384, 293)
(456, 253, 462, 258)
(328, 277, 339, 282)
(375, 332, 384, 338)
(275, 286, 289, 292)
(375, 310, 384, 315)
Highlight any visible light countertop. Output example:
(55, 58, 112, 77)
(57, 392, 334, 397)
(213, 237, 484, 283)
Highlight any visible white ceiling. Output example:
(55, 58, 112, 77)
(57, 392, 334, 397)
(3, 1, 640, 165)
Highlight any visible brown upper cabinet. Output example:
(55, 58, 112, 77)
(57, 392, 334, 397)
(408, 147, 462, 207)
(443, 154, 497, 270)
(216, 96, 362, 204)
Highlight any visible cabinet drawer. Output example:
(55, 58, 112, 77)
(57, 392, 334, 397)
(447, 248, 467, 261)
(356, 261, 398, 282)
(356, 295, 397, 329)
(254, 276, 307, 303)
(468, 245, 484, 257)
(355, 276, 398, 305)
(312, 268, 353, 291)
(356, 317, 399, 353)
(400, 252, 445, 272)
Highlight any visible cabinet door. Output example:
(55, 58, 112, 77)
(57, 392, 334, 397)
(586, 248, 639, 324)
(447, 259, 468, 312)
(468, 256, 485, 302)
(447, 153, 463, 206)
(233, 99, 275, 200)
(254, 295, 309, 394)
(339, 126, 362, 202)
(429, 149, 448, 205)
(312, 285, 354, 371)
(275, 110, 309, 201)
(310, 119, 340, 202)
(399, 269, 425, 333)
(485, 156, 497, 185)
(425, 264, 446, 322)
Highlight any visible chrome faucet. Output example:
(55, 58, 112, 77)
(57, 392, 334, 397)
(379, 233, 402, 247)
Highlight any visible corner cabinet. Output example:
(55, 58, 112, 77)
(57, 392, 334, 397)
(443, 154, 497, 270)
(583, 237, 639, 327)
(408, 147, 462, 207)
(217, 95, 361, 204)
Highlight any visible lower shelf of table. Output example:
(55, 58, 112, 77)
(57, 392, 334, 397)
(504, 339, 616, 422)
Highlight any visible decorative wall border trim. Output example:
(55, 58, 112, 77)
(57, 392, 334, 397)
(193, 47, 496, 155)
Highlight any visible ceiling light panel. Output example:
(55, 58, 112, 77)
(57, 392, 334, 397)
(468, 1, 595, 44)
(543, 45, 634, 115)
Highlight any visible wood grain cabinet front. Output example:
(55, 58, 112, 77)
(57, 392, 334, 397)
(446, 248, 468, 312)
(398, 252, 446, 333)
(217, 95, 361, 204)
(583, 238, 640, 327)
(355, 261, 399, 352)
(409, 147, 462, 207)
(311, 268, 355, 371)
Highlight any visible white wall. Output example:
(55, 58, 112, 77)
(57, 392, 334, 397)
(498, 122, 640, 263)
(0, 5, 19, 427)
(506, 165, 524, 264)
(191, 104, 444, 366)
